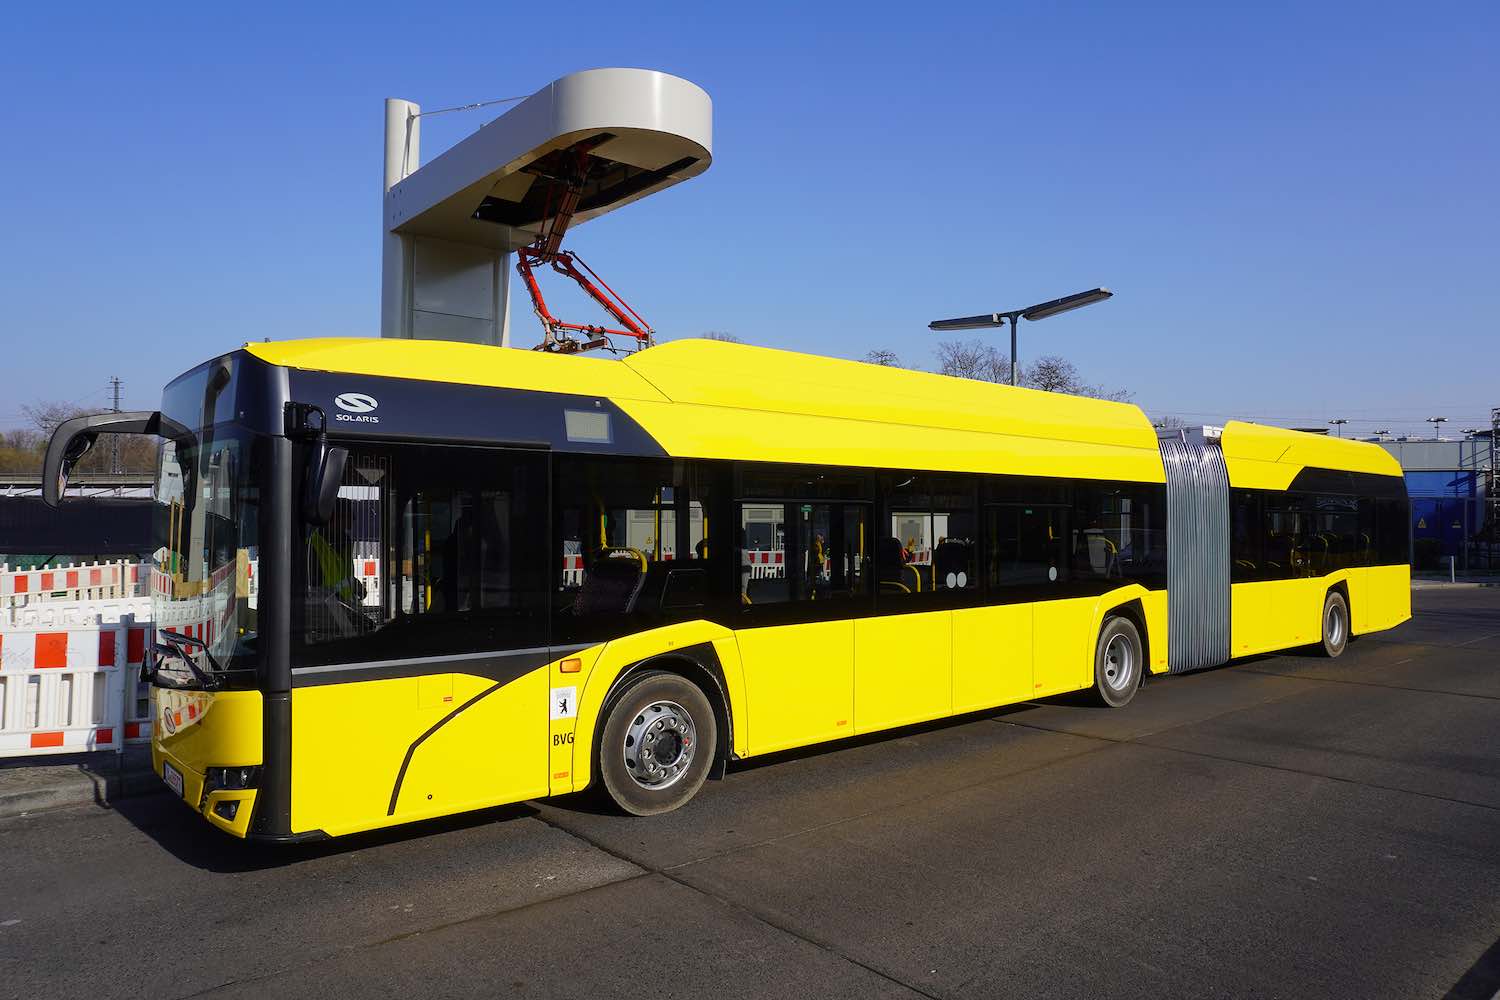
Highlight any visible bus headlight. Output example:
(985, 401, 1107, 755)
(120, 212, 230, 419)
(207, 766, 257, 790)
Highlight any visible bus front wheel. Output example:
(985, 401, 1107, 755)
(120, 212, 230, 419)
(597, 670, 717, 816)
(1091, 616, 1143, 708)
(1320, 590, 1349, 658)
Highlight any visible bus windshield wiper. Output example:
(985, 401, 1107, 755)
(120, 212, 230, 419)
(155, 630, 225, 690)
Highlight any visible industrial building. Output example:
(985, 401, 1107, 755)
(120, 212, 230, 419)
(1373, 428, 1496, 572)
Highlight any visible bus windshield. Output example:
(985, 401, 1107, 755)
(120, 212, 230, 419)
(152, 428, 260, 687)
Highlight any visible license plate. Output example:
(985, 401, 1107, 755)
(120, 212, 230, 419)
(162, 760, 184, 797)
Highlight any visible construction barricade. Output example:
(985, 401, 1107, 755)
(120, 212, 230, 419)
(0, 616, 148, 756)
(0, 560, 148, 604)
(744, 550, 786, 580)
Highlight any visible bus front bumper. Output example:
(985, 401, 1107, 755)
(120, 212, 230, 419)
(153, 743, 259, 838)
(151, 687, 264, 839)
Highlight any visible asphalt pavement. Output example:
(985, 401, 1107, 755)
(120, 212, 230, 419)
(2, 588, 1497, 1000)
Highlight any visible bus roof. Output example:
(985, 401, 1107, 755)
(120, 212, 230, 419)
(1220, 419, 1404, 490)
(246, 337, 1166, 483)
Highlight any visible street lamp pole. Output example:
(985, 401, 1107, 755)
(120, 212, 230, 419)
(1329, 418, 1348, 437)
(929, 288, 1114, 388)
(1009, 314, 1019, 386)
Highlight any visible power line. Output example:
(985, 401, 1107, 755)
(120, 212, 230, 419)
(412, 94, 529, 119)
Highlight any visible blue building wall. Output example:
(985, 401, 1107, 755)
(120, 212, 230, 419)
(1404, 468, 1481, 568)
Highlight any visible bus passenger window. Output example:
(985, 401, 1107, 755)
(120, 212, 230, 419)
(1265, 496, 1312, 578)
(739, 502, 869, 608)
(1375, 497, 1410, 565)
(293, 446, 548, 668)
(553, 456, 728, 640)
(986, 505, 1067, 588)
(1231, 492, 1263, 581)
(1071, 483, 1167, 588)
(1310, 496, 1360, 570)
(878, 473, 977, 597)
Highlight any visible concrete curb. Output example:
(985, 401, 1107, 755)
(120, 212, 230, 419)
(0, 749, 162, 820)
(1410, 580, 1500, 589)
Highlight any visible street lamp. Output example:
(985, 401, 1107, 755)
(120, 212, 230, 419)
(1427, 416, 1448, 438)
(928, 287, 1113, 386)
(1328, 418, 1348, 437)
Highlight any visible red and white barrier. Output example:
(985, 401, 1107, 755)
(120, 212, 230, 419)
(355, 559, 380, 607)
(0, 560, 148, 605)
(123, 676, 153, 744)
(0, 554, 264, 757)
(744, 550, 786, 580)
(0, 616, 148, 756)
(2, 596, 150, 631)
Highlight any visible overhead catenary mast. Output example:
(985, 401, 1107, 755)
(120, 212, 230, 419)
(108, 375, 122, 474)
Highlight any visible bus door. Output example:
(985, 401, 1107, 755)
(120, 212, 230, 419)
(290, 443, 552, 834)
(735, 501, 870, 755)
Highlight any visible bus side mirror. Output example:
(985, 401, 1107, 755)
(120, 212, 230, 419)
(43, 411, 177, 508)
(304, 442, 348, 525)
(46, 433, 97, 506)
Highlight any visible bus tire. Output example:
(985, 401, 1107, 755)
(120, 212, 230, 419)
(1320, 590, 1349, 658)
(597, 670, 717, 816)
(1091, 616, 1143, 708)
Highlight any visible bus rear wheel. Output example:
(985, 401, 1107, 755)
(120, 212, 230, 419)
(598, 670, 717, 816)
(1091, 616, 1143, 708)
(1320, 590, 1349, 658)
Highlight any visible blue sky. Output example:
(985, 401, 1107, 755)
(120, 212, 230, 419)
(2, 2, 1495, 437)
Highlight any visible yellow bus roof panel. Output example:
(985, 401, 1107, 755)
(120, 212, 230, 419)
(1220, 419, 1404, 490)
(245, 338, 670, 402)
(617, 398, 1165, 480)
(623, 340, 1164, 480)
(244, 337, 1164, 482)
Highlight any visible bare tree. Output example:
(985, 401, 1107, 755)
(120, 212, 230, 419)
(0, 427, 46, 474)
(21, 401, 90, 437)
(1021, 354, 1131, 401)
(931, 343, 1130, 399)
(0, 400, 156, 475)
(1021, 355, 1080, 393)
(934, 339, 1010, 383)
(1152, 415, 1188, 432)
(1088, 383, 1133, 403)
(700, 331, 743, 343)
(863, 349, 901, 367)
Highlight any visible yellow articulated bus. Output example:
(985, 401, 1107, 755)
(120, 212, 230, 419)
(43, 338, 1410, 841)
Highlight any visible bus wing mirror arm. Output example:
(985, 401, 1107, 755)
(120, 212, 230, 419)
(42, 410, 189, 508)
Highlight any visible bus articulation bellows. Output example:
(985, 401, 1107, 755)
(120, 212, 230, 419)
(43, 338, 1411, 840)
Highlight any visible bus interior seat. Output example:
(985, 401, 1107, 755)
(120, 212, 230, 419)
(933, 540, 970, 589)
(573, 552, 647, 615)
(639, 563, 709, 612)
(1084, 532, 1119, 577)
(876, 536, 907, 589)
(748, 575, 791, 603)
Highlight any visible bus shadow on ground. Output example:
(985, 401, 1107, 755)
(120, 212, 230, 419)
(108, 792, 540, 873)
(1449, 933, 1500, 1000)
(543, 699, 1060, 820)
